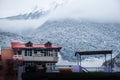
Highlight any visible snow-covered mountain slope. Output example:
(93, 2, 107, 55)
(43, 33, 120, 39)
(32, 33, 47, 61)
(0, 18, 120, 64)
(57, 53, 105, 67)
(0, 31, 50, 47)
(0, 31, 26, 47)
(31, 19, 120, 61)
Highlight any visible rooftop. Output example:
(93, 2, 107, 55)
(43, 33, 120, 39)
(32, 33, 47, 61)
(75, 50, 112, 56)
(11, 41, 61, 49)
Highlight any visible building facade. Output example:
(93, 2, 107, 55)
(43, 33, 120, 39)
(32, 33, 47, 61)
(1, 41, 61, 72)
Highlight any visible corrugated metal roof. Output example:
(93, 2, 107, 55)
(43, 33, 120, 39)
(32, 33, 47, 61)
(75, 50, 112, 56)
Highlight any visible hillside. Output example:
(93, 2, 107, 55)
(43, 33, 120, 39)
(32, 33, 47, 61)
(0, 19, 120, 63)
(0, 32, 26, 47)
(31, 19, 120, 61)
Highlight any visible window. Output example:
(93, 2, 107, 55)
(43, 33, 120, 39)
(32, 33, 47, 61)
(47, 63, 49, 65)
(46, 51, 49, 56)
(55, 53, 58, 57)
(24, 49, 32, 56)
(13, 61, 20, 69)
(40, 50, 43, 53)
(24, 62, 34, 66)
(34, 50, 37, 54)
(14, 52, 17, 55)
(18, 51, 21, 55)
(50, 52, 53, 56)
(44, 53, 46, 56)
(25, 50, 27, 56)
(48, 50, 50, 56)
(29, 52, 32, 56)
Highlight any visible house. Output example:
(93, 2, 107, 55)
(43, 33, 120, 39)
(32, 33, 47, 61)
(1, 41, 62, 73)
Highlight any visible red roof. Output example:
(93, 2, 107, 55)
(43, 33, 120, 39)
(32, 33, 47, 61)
(11, 42, 61, 49)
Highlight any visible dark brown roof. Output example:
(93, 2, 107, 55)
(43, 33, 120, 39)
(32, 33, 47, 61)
(75, 50, 112, 56)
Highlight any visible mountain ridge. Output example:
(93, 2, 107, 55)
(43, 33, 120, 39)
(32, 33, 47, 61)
(1, 10, 48, 20)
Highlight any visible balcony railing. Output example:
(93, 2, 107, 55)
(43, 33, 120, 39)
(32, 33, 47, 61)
(13, 55, 23, 59)
(23, 56, 58, 62)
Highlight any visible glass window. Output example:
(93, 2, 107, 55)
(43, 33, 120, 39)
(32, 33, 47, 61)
(14, 52, 17, 55)
(25, 50, 27, 56)
(34, 50, 37, 53)
(25, 52, 27, 56)
(30, 52, 32, 56)
(44, 53, 46, 56)
(14, 61, 19, 69)
(18, 51, 21, 55)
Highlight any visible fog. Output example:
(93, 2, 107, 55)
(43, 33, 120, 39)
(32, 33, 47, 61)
(0, 0, 120, 33)
(0, 0, 65, 18)
(49, 0, 120, 22)
(0, 0, 66, 33)
(0, 17, 49, 33)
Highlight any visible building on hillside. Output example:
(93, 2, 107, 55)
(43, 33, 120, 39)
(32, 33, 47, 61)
(1, 41, 62, 73)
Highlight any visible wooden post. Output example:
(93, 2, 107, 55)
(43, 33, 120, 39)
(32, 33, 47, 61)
(77, 54, 79, 65)
(111, 54, 112, 72)
(104, 54, 106, 67)
(80, 55, 81, 66)
(79, 55, 81, 72)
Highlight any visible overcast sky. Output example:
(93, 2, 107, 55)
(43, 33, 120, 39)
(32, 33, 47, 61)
(0, 0, 65, 18)
(0, 0, 120, 33)
(48, 0, 120, 22)
(0, 0, 120, 22)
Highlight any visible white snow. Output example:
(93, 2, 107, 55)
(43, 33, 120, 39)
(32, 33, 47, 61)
(57, 54, 104, 67)
(113, 65, 120, 72)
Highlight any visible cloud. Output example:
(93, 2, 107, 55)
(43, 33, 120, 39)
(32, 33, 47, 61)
(49, 0, 120, 22)
(0, 0, 65, 33)
(0, 17, 48, 33)
(0, 0, 120, 33)
(0, 0, 65, 18)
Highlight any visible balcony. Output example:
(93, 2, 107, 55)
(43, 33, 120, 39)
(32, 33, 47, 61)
(23, 56, 58, 62)
(13, 55, 23, 59)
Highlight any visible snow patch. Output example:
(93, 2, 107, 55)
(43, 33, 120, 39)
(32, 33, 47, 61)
(57, 54, 104, 67)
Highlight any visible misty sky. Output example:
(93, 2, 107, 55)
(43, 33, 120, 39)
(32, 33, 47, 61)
(0, 0, 65, 18)
(0, 0, 120, 21)
(0, 0, 120, 33)
(48, 0, 120, 22)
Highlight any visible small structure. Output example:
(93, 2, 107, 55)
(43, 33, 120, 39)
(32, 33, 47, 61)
(75, 50, 112, 72)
